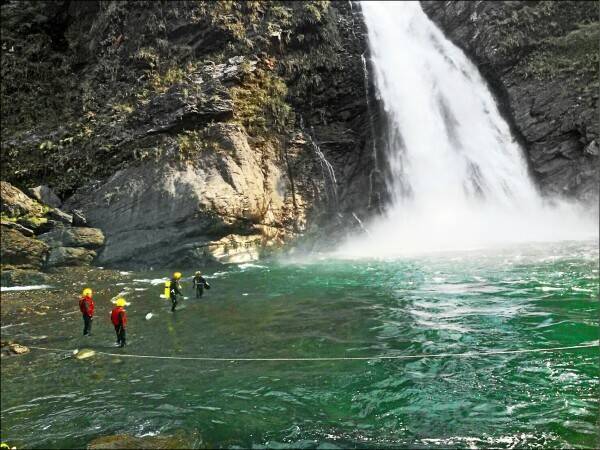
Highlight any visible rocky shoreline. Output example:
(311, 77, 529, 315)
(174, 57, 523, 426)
(1, 181, 106, 285)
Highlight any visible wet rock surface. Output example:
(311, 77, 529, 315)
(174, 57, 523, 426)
(421, 0, 599, 205)
(1, 341, 30, 356)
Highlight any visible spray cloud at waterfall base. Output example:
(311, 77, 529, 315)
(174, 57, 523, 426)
(337, 1, 597, 258)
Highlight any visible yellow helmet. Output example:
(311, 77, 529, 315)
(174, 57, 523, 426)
(116, 298, 126, 307)
(82, 288, 92, 297)
(195, 271, 201, 276)
(173, 272, 182, 279)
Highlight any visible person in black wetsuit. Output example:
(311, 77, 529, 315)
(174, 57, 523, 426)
(169, 272, 183, 312)
(193, 271, 210, 298)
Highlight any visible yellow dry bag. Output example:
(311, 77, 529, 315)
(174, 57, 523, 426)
(164, 280, 171, 299)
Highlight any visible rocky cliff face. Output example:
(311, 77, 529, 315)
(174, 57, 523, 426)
(421, 1, 599, 205)
(1, 1, 379, 267)
(2, 1, 597, 268)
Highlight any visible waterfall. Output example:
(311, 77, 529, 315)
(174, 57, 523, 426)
(309, 128, 338, 208)
(338, 1, 596, 256)
(361, 53, 378, 168)
(300, 117, 339, 208)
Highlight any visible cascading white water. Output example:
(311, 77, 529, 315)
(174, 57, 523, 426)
(338, 1, 597, 257)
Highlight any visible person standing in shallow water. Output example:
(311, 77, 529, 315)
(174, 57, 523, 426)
(79, 288, 95, 336)
(110, 298, 127, 347)
(170, 272, 183, 311)
(193, 271, 210, 298)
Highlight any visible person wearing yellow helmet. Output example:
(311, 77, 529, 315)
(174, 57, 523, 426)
(78, 288, 95, 336)
(193, 271, 210, 298)
(110, 298, 128, 347)
(169, 272, 183, 312)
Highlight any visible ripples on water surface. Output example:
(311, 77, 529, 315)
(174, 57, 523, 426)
(1, 241, 598, 448)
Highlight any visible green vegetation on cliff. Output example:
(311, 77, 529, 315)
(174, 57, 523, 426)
(0, 0, 356, 198)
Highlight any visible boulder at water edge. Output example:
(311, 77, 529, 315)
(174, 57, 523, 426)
(0, 226, 49, 270)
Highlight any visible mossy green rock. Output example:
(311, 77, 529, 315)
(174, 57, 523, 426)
(87, 434, 197, 449)
(0, 181, 45, 218)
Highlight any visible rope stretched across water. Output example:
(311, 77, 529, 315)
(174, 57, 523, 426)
(28, 343, 597, 362)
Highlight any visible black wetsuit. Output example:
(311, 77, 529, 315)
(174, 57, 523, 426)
(169, 278, 182, 311)
(193, 275, 210, 298)
(83, 315, 92, 336)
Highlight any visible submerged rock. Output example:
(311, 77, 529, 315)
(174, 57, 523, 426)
(1, 341, 30, 356)
(73, 348, 96, 360)
(87, 434, 196, 449)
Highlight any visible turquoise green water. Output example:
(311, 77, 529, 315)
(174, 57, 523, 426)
(1, 241, 599, 449)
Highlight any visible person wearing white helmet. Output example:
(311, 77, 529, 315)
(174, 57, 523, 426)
(193, 271, 210, 298)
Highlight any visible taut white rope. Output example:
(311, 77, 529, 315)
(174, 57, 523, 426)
(28, 343, 597, 362)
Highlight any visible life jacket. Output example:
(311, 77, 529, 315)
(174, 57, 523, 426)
(79, 296, 95, 316)
(110, 306, 127, 327)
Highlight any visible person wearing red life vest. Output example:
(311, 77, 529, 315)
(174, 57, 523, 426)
(79, 288, 95, 336)
(111, 298, 128, 347)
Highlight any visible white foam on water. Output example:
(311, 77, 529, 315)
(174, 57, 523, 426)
(337, 1, 598, 258)
(133, 278, 168, 285)
(0, 322, 28, 329)
(238, 263, 267, 270)
(210, 271, 229, 278)
(1, 285, 52, 292)
(572, 287, 594, 293)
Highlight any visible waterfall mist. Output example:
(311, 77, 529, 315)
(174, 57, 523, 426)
(338, 1, 597, 257)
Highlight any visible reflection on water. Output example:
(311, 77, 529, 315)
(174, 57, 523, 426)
(1, 241, 598, 449)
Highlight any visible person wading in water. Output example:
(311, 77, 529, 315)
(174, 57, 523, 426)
(110, 298, 128, 347)
(193, 271, 210, 298)
(170, 272, 183, 311)
(79, 288, 95, 336)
